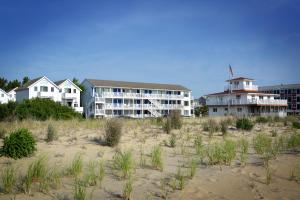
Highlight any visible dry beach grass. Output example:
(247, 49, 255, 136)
(0, 116, 299, 200)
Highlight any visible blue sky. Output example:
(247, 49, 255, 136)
(0, 0, 299, 97)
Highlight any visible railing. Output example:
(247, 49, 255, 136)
(37, 92, 54, 99)
(74, 107, 83, 113)
(94, 97, 105, 102)
(95, 92, 184, 99)
(224, 85, 258, 91)
(63, 93, 77, 99)
(207, 99, 287, 106)
(95, 109, 105, 115)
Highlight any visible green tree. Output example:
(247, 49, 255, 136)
(200, 105, 208, 116)
(5, 79, 20, 91)
(72, 78, 85, 91)
(194, 107, 200, 117)
(0, 77, 8, 90)
(22, 76, 30, 86)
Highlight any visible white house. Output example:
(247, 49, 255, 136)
(206, 77, 288, 117)
(16, 76, 61, 102)
(7, 87, 18, 102)
(0, 88, 9, 104)
(82, 79, 194, 118)
(54, 79, 83, 113)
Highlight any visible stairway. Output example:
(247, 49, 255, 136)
(148, 99, 161, 117)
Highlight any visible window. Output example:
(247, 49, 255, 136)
(64, 88, 71, 93)
(40, 86, 48, 92)
(288, 97, 291, 102)
(213, 108, 217, 112)
(184, 92, 189, 97)
(297, 89, 300, 94)
(59, 89, 62, 93)
(237, 108, 242, 112)
(236, 95, 241, 99)
(297, 104, 300, 110)
(167, 91, 172, 95)
(288, 89, 291, 94)
(246, 81, 250, 86)
(225, 108, 228, 111)
(74, 103, 78, 107)
(184, 110, 189, 116)
(1, 94, 3, 97)
(259, 96, 263, 100)
(137, 89, 140, 93)
(34, 86, 38, 91)
(297, 97, 300, 102)
(184, 101, 189, 106)
(51, 87, 54, 92)
(73, 89, 76, 93)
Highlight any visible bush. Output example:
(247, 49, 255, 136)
(236, 118, 253, 131)
(292, 121, 300, 129)
(169, 110, 182, 129)
(256, 116, 269, 123)
(46, 124, 58, 142)
(151, 145, 163, 171)
(223, 140, 237, 165)
(105, 119, 122, 147)
(287, 132, 300, 150)
(220, 120, 228, 136)
(203, 119, 219, 133)
(1, 128, 36, 159)
(0, 98, 81, 121)
(163, 117, 172, 134)
(253, 133, 272, 156)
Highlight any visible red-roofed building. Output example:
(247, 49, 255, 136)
(206, 77, 287, 117)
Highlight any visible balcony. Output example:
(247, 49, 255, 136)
(207, 99, 287, 106)
(95, 109, 105, 115)
(74, 107, 83, 113)
(37, 92, 54, 99)
(224, 85, 258, 91)
(95, 92, 184, 99)
(63, 93, 77, 99)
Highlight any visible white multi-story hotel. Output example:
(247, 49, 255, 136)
(15, 76, 83, 113)
(206, 77, 288, 117)
(82, 79, 193, 118)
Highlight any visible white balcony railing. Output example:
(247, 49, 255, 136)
(63, 93, 77, 99)
(207, 99, 287, 106)
(95, 92, 184, 99)
(95, 109, 105, 115)
(224, 85, 258, 91)
(37, 92, 54, 99)
(74, 107, 83, 113)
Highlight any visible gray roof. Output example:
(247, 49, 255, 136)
(86, 79, 190, 91)
(259, 83, 300, 90)
(15, 77, 43, 91)
(54, 79, 67, 86)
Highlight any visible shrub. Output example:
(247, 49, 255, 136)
(287, 132, 300, 150)
(68, 154, 83, 177)
(169, 134, 176, 147)
(239, 138, 249, 166)
(236, 118, 253, 131)
(163, 117, 172, 134)
(194, 135, 205, 161)
(1, 165, 16, 193)
(253, 133, 272, 156)
(122, 178, 133, 200)
(85, 161, 98, 186)
(256, 116, 268, 123)
(169, 110, 182, 129)
(206, 142, 223, 165)
(46, 124, 58, 142)
(105, 119, 122, 147)
(74, 178, 86, 200)
(1, 128, 36, 159)
(223, 140, 237, 165)
(220, 120, 228, 136)
(292, 121, 300, 129)
(203, 119, 219, 133)
(188, 159, 197, 178)
(113, 150, 134, 179)
(151, 145, 163, 171)
(15, 98, 81, 121)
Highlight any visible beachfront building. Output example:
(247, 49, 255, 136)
(81, 79, 193, 118)
(259, 84, 300, 115)
(55, 79, 83, 113)
(206, 77, 287, 117)
(15, 76, 83, 113)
